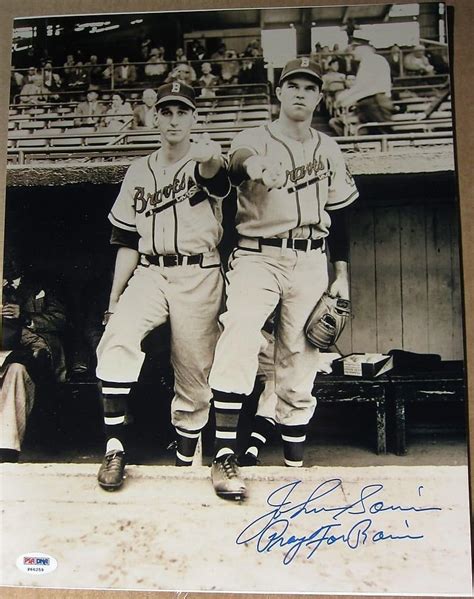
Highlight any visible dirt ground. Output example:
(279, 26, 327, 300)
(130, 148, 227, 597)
(1, 462, 471, 595)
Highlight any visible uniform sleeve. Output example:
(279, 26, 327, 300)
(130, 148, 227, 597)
(229, 126, 266, 157)
(326, 140, 359, 211)
(108, 164, 138, 232)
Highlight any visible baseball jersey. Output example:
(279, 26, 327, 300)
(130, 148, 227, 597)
(230, 121, 358, 239)
(109, 147, 230, 256)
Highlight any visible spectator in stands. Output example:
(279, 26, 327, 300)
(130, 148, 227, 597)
(339, 47, 357, 76)
(322, 58, 346, 93)
(86, 54, 103, 86)
(74, 85, 106, 127)
(22, 66, 41, 87)
(198, 62, 218, 97)
(68, 61, 89, 90)
(211, 42, 227, 77)
(101, 57, 114, 87)
(140, 34, 152, 61)
(0, 250, 66, 462)
(189, 39, 207, 62)
(104, 92, 133, 131)
(166, 63, 196, 86)
(62, 54, 76, 85)
(387, 44, 402, 78)
(174, 47, 188, 65)
(320, 46, 332, 72)
(114, 57, 137, 88)
(334, 39, 393, 134)
(10, 66, 24, 102)
(427, 47, 449, 74)
(403, 44, 435, 75)
(238, 48, 266, 84)
(132, 88, 158, 128)
(220, 50, 240, 84)
(41, 62, 62, 100)
(144, 47, 168, 83)
(19, 81, 46, 105)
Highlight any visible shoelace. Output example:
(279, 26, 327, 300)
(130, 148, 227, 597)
(104, 452, 124, 472)
(222, 456, 239, 479)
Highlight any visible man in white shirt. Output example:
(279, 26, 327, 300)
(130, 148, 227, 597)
(335, 38, 393, 134)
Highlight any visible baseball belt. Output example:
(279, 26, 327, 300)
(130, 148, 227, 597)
(141, 253, 202, 267)
(260, 238, 324, 251)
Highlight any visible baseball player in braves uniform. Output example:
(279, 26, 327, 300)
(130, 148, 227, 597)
(95, 82, 230, 490)
(208, 58, 358, 499)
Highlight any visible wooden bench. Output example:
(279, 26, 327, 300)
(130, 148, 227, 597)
(386, 361, 465, 455)
(313, 375, 387, 454)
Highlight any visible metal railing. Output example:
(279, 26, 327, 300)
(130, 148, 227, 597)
(6, 129, 453, 166)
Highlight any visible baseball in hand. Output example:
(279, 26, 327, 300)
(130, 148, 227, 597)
(191, 132, 221, 163)
(262, 162, 286, 189)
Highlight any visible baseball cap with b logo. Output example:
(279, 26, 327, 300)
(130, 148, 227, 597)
(156, 81, 196, 110)
(279, 57, 323, 86)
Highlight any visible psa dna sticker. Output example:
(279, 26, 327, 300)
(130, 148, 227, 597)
(16, 552, 57, 575)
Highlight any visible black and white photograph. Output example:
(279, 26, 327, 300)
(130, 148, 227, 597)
(0, 0, 472, 595)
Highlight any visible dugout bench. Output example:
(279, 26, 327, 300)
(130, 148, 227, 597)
(313, 359, 465, 456)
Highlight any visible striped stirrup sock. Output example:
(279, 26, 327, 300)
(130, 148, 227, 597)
(244, 416, 275, 459)
(175, 427, 202, 466)
(281, 423, 308, 467)
(212, 390, 245, 459)
(101, 380, 132, 447)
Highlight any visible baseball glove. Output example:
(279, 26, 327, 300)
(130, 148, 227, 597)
(305, 292, 351, 350)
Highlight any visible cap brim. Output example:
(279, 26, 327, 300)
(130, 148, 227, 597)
(279, 68, 323, 86)
(156, 95, 196, 110)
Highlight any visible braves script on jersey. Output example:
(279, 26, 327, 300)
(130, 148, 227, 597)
(232, 121, 357, 240)
(109, 147, 224, 256)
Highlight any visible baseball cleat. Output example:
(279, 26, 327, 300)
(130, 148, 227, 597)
(211, 454, 247, 500)
(97, 450, 126, 491)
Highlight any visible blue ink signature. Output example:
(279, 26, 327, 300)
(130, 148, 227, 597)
(236, 479, 441, 564)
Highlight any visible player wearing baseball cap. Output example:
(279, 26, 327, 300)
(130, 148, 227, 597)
(208, 57, 358, 498)
(96, 82, 230, 490)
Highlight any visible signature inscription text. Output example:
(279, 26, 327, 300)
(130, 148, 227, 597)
(236, 479, 441, 564)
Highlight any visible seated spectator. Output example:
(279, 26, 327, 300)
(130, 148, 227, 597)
(211, 42, 227, 77)
(387, 44, 402, 78)
(220, 50, 240, 84)
(426, 47, 449, 75)
(403, 44, 435, 75)
(85, 54, 103, 86)
(335, 39, 393, 134)
(174, 47, 188, 65)
(41, 62, 62, 100)
(188, 39, 206, 62)
(198, 62, 218, 97)
(104, 92, 133, 131)
(322, 58, 346, 93)
(114, 57, 137, 88)
(238, 50, 266, 85)
(101, 57, 114, 87)
(67, 61, 89, 90)
(339, 48, 357, 76)
(10, 66, 24, 102)
(320, 46, 332, 72)
(63, 54, 76, 84)
(19, 81, 47, 105)
(144, 47, 168, 83)
(165, 63, 196, 86)
(0, 251, 66, 462)
(74, 85, 106, 127)
(22, 66, 41, 87)
(132, 88, 158, 128)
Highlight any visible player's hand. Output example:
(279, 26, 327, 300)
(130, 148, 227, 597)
(2, 303, 21, 319)
(190, 132, 222, 164)
(245, 156, 285, 188)
(261, 162, 286, 189)
(327, 277, 350, 300)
